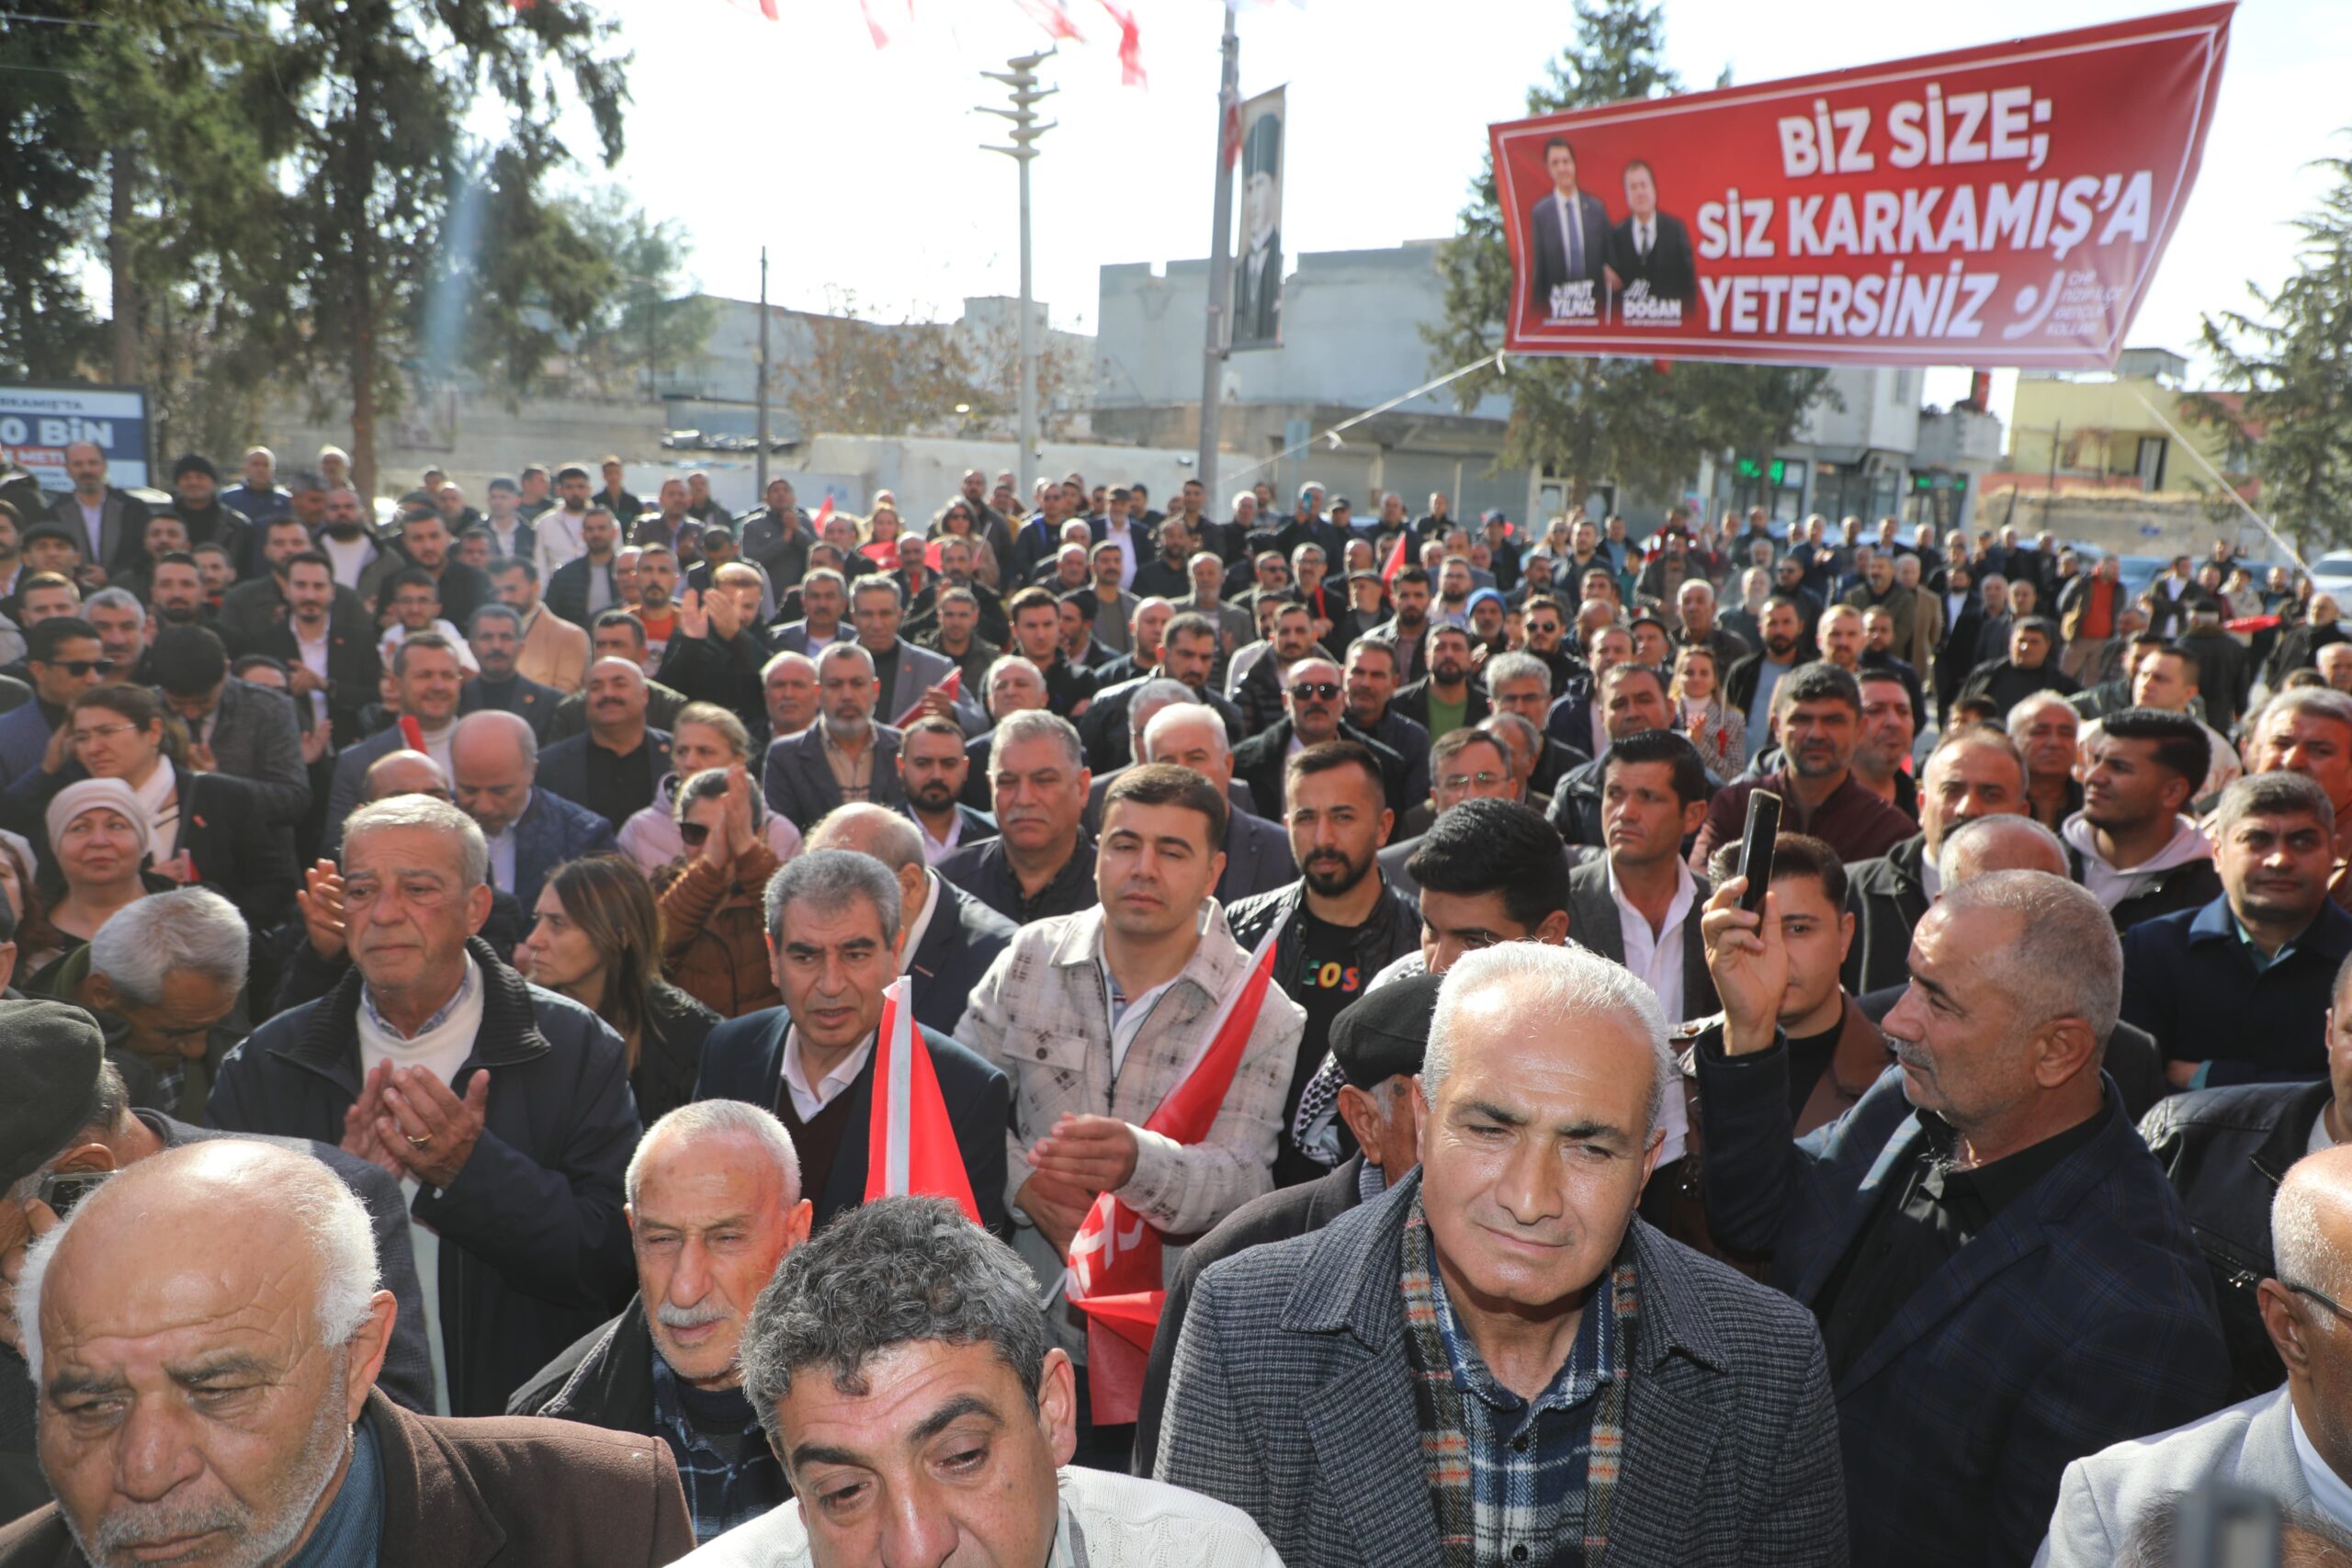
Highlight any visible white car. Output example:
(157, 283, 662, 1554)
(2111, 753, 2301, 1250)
(2308, 551, 2352, 604)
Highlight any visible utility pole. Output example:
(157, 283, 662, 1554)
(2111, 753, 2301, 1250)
(980, 51, 1055, 489)
(755, 246, 771, 500)
(1196, 3, 1241, 506)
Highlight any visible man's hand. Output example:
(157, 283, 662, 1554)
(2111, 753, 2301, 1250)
(1028, 1113, 1140, 1197)
(298, 859, 347, 960)
(675, 588, 709, 642)
(40, 722, 73, 778)
(187, 740, 218, 774)
(380, 1067, 490, 1190)
(340, 1061, 403, 1179)
(1014, 1171, 1097, 1256)
(300, 717, 333, 766)
(917, 681, 956, 722)
(288, 663, 326, 695)
(1699, 878, 1786, 1056)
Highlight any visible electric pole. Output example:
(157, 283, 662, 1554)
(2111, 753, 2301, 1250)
(1196, 2, 1241, 506)
(981, 51, 1056, 489)
(755, 246, 771, 501)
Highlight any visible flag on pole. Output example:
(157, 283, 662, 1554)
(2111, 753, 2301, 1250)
(1380, 527, 1408, 585)
(863, 976, 983, 1225)
(1065, 924, 1281, 1424)
(810, 495, 834, 536)
(891, 669, 961, 728)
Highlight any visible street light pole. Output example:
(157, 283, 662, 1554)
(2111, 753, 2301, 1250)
(755, 245, 770, 500)
(1197, 2, 1240, 506)
(981, 51, 1056, 490)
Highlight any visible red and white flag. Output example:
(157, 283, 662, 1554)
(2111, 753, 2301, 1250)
(863, 976, 983, 1225)
(1379, 528, 1409, 585)
(1065, 924, 1280, 1423)
(891, 668, 960, 728)
(809, 494, 834, 536)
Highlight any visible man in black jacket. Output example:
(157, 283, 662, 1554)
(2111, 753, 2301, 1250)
(546, 506, 623, 631)
(509, 1100, 810, 1545)
(806, 804, 1016, 1039)
(1133, 972, 1440, 1474)
(1843, 726, 2030, 994)
(209, 793, 640, 1417)
(1231, 656, 1410, 818)
(255, 551, 381, 743)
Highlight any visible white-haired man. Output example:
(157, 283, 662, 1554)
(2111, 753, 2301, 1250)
(510, 1102, 813, 1545)
(209, 795, 640, 1417)
(1, 1140, 691, 1565)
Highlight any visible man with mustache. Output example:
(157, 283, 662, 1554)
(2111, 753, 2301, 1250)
(1692, 663, 1916, 868)
(509, 1102, 811, 1546)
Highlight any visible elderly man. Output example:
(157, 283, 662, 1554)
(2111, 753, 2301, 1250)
(803, 803, 1016, 1040)
(763, 642, 905, 830)
(209, 795, 641, 1416)
(491, 555, 589, 693)
(691, 847, 1009, 1233)
(1843, 726, 2030, 994)
(458, 602, 563, 740)
(958, 766, 1305, 1461)
(1140, 701, 1294, 903)
(2, 1140, 691, 1565)
(845, 575, 982, 735)
(447, 709, 616, 912)
(510, 1103, 812, 1545)
(939, 708, 1099, 924)
(1694, 869, 2227, 1567)
(2039, 1145, 2352, 1565)
(1156, 941, 1845, 1565)
(757, 649, 819, 747)
(537, 655, 673, 831)
(676, 1198, 1280, 1566)
(1232, 655, 1409, 820)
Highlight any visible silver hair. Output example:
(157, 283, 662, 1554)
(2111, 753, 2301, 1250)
(343, 793, 491, 889)
(2276, 1159, 2352, 1337)
(983, 653, 1046, 694)
(468, 603, 522, 636)
(86, 886, 249, 1008)
(1423, 942, 1676, 1136)
(2255, 686, 2352, 738)
(1481, 650, 1553, 696)
(1142, 697, 1229, 761)
(82, 586, 143, 619)
(763, 847, 904, 949)
(815, 640, 876, 678)
(1939, 870, 2121, 1045)
(989, 707, 1082, 773)
(1936, 813, 2067, 886)
(17, 1143, 379, 1376)
(2003, 690, 2079, 741)
(2215, 768, 2337, 840)
(1126, 677, 1197, 739)
(626, 1100, 803, 1209)
(738, 1196, 1047, 1448)
(806, 801, 926, 875)
(454, 706, 537, 764)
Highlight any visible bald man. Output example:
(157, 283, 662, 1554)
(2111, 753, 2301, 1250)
(2040, 1144, 2352, 1566)
(803, 802, 1016, 1040)
(1144, 703, 1295, 903)
(537, 656, 674, 835)
(1, 1141, 691, 1565)
(449, 708, 615, 911)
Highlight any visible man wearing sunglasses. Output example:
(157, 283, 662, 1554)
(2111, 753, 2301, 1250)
(0, 617, 110, 790)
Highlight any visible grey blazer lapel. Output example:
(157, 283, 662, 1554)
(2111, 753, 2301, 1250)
(1604, 1359, 1721, 1562)
(2236, 1384, 2315, 1510)
(1301, 1353, 1441, 1563)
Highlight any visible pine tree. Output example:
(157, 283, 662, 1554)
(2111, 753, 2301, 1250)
(1427, 0, 1829, 508)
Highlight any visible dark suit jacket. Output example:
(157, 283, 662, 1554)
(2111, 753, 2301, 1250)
(762, 722, 905, 829)
(460, 672, 566, 742)
(690, 1004, 1011, 1237)
(1695, 1051, 2229, 1568)
(1606, 209, 1698, 303)
(1567, 857, 1716, 1019)
(905, 873, 1018, 1038)
(1232, 718, 1409, 820)
(255, 611, 381, 742)
(1216, 807, 1297, 906)
(1155, 1173, 1849, 1567)
(0, 1390, 694, 1566)
(1389, 674, 1490, 738)
(1529, 186, 1611, 314)
(545, 551, 618, 632)
(46, 488, 149, 580)
(1233, 230, 1283, 344)
(509, 785, 620, 911)
(1136, 1154, 1368, 1479)
(537, 728, 673, 829)
(901, 801, 997, 859)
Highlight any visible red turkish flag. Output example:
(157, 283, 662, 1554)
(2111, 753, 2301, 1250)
(1379, 529, 1409, 585)
(1065, 925, 1280, 1423)
(891, 668, 960, 728)
(862, 977, 983, 1225)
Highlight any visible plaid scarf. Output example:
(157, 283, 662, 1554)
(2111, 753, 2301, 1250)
(1399, 1196, 1637, 1568)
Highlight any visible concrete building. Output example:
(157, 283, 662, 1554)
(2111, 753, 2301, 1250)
(2005, 347, 2243, 495)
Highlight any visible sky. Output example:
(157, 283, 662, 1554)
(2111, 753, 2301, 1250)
(566, 0, 2346, 433)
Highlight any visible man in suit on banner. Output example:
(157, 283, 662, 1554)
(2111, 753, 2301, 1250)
(1605, 158, 1698, 308)
(1232, 108, 1284, 348)
(1528, 135, 1610, 321)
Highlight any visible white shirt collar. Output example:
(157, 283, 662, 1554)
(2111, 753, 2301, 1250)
(899, 873, 942, 976)
(781, 1027, 876, 1122)
(2293, 1401, 2352, 1532)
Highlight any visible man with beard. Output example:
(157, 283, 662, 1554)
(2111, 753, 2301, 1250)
(1859, 605, 1928, 729)
(1694, 664, 1916, 866)
(459, 603, 562, 741)
(2064, 708, 2222, 932)
(1389, 623, 1489, 740)
(629, 544, 684, 672)
(897, 713, 996, 864)
(1724, 593, 1809, 764)
(1224, 739, 1419, 1188)
(762, 641, 904, 830)
(145, 552, 210, 631)
(1, 1141, 692, 1567)
(362, 511, 491, 634)
(534, 463, 596, 581)
(47, 440, 149, 582)
(1365, 566, 1433, 685)
(312, 485, 383, 592)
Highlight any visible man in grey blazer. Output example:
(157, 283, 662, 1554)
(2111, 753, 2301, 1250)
(2038, 1144, 2352, 1565)
(48, 439, 150, 581)
(763, 640, 905, 830)
(848, 574, 985, 734)
(1156, 941, 1847, 1567)
(1140, 699, 1294, 905)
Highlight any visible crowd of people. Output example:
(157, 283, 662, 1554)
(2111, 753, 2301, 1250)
(2, 438, 2350, 1565)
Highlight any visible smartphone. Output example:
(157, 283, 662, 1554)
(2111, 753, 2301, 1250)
(1737, 789, 1782, 915)
(37, 1170, 108, 1221)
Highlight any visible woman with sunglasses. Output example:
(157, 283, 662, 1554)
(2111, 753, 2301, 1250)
(616, 702, 801, 875)
(653, 764, 784, 1018)
(6, 683, 294, 931)
(514, 854, 718, 1127)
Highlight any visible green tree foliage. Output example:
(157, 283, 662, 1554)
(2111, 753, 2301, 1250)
(573, 189, 720, 395)
(0, 0, 108, 383)
(1428, 0, 1830, 504)
(2190, 145, 2352, 556)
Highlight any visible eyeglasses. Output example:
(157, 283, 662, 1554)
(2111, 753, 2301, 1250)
(1290, 682, 1340, 702)
(2290, 1282, 2352, 1327)
(49, 660, 118, 678)
(71, 722, 140, 743)
(1441, 771, 1508, 792)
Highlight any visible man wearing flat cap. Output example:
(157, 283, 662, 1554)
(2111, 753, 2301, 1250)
(1133, 972, 1442, 1474)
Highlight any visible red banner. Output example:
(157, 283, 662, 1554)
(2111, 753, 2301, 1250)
(1493, 6, 2231, 368)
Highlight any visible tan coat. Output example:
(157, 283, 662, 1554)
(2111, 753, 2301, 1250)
(518, 604, 591, 693)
